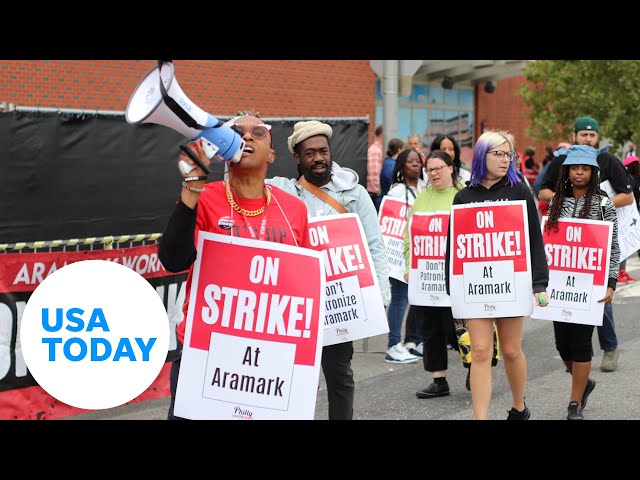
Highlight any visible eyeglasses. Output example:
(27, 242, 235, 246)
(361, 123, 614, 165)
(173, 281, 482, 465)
(426, 165, 449, 175)
(488, 150, 516, 160)
(230, 123, 272, 140)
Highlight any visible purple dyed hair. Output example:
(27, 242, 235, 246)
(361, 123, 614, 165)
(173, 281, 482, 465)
(469, 130, 520, 187)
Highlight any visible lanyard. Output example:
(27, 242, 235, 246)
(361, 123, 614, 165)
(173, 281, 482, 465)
(240, 209, 268, 241)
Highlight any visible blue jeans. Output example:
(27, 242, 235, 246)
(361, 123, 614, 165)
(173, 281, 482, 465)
(387, 277, 408, 348)
(597, 301, 618, 352)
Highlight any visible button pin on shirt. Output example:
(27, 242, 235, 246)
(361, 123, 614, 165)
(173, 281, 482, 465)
(218, 216, 234, 230)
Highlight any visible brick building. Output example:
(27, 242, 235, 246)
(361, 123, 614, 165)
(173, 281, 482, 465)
(0, 59, 551, 159)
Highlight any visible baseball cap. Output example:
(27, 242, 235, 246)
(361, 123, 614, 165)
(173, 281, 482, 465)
(573, 117, 599, 133)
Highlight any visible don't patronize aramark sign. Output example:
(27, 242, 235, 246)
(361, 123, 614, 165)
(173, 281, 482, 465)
(408, 211, 451, 306)
(532, 217, 612, 326)
(308, 214, 389, 346)
(175, 233, 325, 420)
(449, 201, 532, 318)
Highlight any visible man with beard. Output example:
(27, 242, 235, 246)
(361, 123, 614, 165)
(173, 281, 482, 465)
(267, 120, 390, 420)
(538, 116, 634, 373)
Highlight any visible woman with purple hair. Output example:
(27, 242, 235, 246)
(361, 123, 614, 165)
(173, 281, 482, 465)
(444, 130, 549, 420)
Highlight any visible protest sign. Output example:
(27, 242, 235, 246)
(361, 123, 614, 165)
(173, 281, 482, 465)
(532, 216, 612, 325)
(600, 180, 640, 261)
(378, 196, 410, 282)
(0, 244, 182, 419)
(449, 201, 532, 318)
(175, 233, 324, 420)
(308, 214, 389, 346)
(408, 211, 451, 306)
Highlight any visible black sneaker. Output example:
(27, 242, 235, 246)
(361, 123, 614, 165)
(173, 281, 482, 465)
(567, 401, 584, 420)
(506, 404, 530, 420)
(408, 342, 424, 358)
(416, 381, 450, 399)
(465, 369, 471, 391)
(581, 378, 596, 410)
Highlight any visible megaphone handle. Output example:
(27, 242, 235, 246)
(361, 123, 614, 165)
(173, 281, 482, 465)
(179, 144, 211, 175)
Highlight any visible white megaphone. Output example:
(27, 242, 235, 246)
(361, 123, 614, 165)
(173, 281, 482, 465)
(125, 60, 245, 173)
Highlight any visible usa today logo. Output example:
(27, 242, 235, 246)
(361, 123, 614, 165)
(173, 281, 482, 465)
(20, 259, 169, 410)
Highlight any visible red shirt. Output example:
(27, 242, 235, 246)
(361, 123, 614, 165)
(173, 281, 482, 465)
(177, 182, 310, 344)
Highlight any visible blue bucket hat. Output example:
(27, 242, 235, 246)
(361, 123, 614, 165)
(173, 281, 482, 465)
(554, 144, 608, 169)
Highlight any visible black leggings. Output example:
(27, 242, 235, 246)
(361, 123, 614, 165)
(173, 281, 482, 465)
(414, 306, 457, 372)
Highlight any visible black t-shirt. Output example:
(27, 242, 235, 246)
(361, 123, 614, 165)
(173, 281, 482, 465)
(540, 151, 632, 194)
(628, 173, 640, 208)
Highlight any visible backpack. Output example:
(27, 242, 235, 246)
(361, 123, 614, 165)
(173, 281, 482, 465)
(456, 320, 500, 369)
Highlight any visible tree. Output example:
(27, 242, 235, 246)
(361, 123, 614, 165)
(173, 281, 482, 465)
(519, 60, 640, 149)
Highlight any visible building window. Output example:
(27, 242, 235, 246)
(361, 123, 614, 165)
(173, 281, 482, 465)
(375, 81, 474, 164)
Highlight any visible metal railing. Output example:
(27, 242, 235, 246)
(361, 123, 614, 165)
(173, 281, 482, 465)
(0, 233, 163, 253)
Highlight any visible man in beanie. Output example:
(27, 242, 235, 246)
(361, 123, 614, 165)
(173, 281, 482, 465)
(539, 116, 634, 373)
(268, 120, 390, 420)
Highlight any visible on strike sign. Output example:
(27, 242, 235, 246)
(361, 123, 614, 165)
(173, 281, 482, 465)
(408, 211, 451, 306)
(378, 196, 410, 282)
(449, 201, 532, 318)
(308, 213, 389, 346)
(532, 217, 612, 326)
(175, 232, 325, 420)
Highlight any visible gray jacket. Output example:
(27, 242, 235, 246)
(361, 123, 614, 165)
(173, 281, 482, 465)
(267, 162, 391, 306)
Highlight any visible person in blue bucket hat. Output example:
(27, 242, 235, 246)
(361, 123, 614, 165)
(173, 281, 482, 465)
(544, 143, 620, 420)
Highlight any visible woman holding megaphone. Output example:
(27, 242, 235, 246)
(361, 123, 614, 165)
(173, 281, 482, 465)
(158, 110, 312, 420)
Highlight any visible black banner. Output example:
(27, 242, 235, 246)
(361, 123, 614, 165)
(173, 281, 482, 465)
(0, 112, 368, 244)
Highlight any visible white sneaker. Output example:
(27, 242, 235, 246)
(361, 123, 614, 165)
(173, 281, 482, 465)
(415, 342, 424, 356)
(404, 341, 417, 351)
(385, 342, 419, 364)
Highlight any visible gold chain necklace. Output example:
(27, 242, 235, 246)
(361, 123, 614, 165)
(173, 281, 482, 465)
(225, 181, 271, 217)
